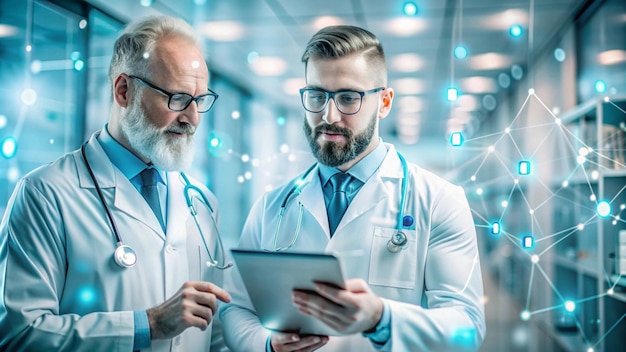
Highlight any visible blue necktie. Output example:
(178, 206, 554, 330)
(328, 172, 352, 236)
(140, 168, 165, 232)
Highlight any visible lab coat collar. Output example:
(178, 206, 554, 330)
(298, 143, 405, 236)
(76, 134, 169, 239)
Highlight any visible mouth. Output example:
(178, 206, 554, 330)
(318, 130, 346, 142)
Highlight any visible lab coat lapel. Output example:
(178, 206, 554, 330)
(79, 134, 166, 240)
(338, 145, 405, 232)
(297, 166, 331, 235)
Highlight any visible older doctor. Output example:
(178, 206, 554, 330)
(0, 16, 231, 351)
(220, 25, 485, 351)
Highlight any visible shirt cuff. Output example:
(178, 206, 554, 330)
(133, 310, 151, 351)
(266, 335, 273, 352)
(362, 300, 391, 345)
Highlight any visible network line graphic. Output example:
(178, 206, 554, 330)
(446, 89, 626, 351)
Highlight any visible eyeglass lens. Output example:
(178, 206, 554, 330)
(302, 90, 363, 114)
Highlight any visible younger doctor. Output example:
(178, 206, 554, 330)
(0, 16, 232, 351)
(220, 25, 485, 351)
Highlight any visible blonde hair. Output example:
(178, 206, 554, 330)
(301, 25, 387, 85)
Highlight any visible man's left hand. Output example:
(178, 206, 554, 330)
(292, 278, 383, 335)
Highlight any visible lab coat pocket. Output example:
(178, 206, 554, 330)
(368, 227, 417, 289)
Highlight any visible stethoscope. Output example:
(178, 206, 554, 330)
(80, 143, 232, 270)
(265, 151, 412, 253)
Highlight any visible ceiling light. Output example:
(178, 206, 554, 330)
(385, 18, 427, 36)
(460, 77, 497, 94)
(283, 78, 306, 96)
(312, 16, 343, 30)
(389, 53, 424, 72)
(467, 53, 512, 70)
(200, 21, 245, 41)
(390, 78, 425, 94)
(249, 56, 287, 76)
(597, 49, 626, 65)
(395, 96, 424, 112)
(0, 24, 17, 37)
(456, 95, 479, 111)
(482, 9, 528, 30)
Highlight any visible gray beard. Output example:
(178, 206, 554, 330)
(119, 95, 196, 171)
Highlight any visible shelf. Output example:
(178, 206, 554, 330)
(536, 318, 583, 352)
(553, 256, 600, 277)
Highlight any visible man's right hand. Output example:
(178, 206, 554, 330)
(147, 281, 231, 339)
(270, 332, 329, 352)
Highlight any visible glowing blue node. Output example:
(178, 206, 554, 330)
(73, 60, 84, 71)
(454, 46, 468, 59)
(140, 0, 154, 7)
(79, 287, 95, 304)
(447, 88, 458, 101)
(596, 200, 611, 217)
(276, 116, 286, 126)
(522, 236, 534, 249)
(520, 310, 531, 321)
(451, 327, 476, 347)
(498, 73, 511, 88)
(564, 300, 576, 312)
(518, 161, 531, 175)
(1, 137, 17, 159)
(450, 132, 464, 147)
(554, 48, 566, 62)
(402, 1, 418, 16)
(247, 51, 259, 64)
(509, 25, 523, 37)
(594, 80, 606, 93)
(511, 65, 524, 80)
(491, 222, 501, 235)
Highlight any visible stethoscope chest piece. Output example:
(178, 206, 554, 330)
(387, 231, 408, 253)
(114, 244, 137, 268)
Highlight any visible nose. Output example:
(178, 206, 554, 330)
(322, 97, 342, 124)
(178, 100, 201, 127)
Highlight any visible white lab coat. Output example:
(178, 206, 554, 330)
(220, 144, 485, 351)
(0, 133, 228, 351)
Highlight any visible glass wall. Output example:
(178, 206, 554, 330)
(0, 0, 87, 217)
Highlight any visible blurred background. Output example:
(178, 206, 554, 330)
(1, 0, 625, 350)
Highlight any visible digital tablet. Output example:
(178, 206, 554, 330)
(231, 249, 346, 336)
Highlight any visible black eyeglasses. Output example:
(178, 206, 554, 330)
(299, 87, 385, 115)
(129, 75, 219, 113)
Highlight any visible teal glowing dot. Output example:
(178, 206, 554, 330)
(1, 137, 17, 159)
(564, 300, 576, 312)
(520, 310, 531, 321)
(209, 137, 220, 148)
(554, 48, 566, 62)
(518, 161, 531, 175)
(451, 327, 476, 347)
(79, 287, 95, 304)
(447, 88, 458, 101)
(596, 201, 611, 217)
(522, 235, 534, 249)
(509, 25, 522, 37)
(594, 80, 606, 93)
(73, 60, 84, 71)
(402, 1, 418, 16)
(276, 116, 286, 126)
(491, 222, 500, 235)
(140, 0, 154, 6)
(454, 45, 468, 59)
(247, 51, 259, 64)
(450, 132, 464, 146)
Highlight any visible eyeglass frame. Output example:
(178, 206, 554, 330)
(299, 87, 385, 115)
(128, 75, 219, 113)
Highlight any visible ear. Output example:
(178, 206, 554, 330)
(113, 74, 132, 108)
(378, 88, 394, 119)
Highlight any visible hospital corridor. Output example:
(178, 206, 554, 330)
(0, 0, 625, 351)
